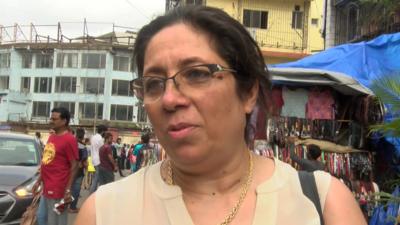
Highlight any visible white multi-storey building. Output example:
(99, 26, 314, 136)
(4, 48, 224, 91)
(0, 30, 148, 134)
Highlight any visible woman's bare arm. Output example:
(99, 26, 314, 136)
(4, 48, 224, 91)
(73, 193, 97, 225)
(324, 177, 367, 225)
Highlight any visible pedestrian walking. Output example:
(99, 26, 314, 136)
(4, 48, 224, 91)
(113, 137, 125, 177)
(89, 125, 107, 194)
(35, 107, 79, 225)
(69, 128, 88, 213)
(34, 131, 45, 153)
(98, 132, 118, 186)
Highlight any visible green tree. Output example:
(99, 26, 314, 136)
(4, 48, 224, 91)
(369, 74, 400, 137)
(369, 73, 400, 223)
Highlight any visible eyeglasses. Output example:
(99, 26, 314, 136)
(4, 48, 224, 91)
(130, 64, 236, 104)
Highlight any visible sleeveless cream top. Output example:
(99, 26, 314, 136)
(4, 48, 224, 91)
(96, 159, 331, 225)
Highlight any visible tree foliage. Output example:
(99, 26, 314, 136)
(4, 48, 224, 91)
(369, 73, 400, 137)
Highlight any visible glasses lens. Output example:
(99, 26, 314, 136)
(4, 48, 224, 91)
(179, 65, 213, 86)
(143, 77, 164, 103)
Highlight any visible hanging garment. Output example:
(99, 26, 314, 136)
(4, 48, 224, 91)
(281, 87, 309, 118)
(271, 87, 284, 116)
(254, 107, 267, 140)
(306, 88, 335, 120)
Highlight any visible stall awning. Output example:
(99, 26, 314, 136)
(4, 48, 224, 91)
(269, 67, 373, 96)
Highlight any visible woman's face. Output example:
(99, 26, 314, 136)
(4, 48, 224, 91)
(143, 23, 257, 166)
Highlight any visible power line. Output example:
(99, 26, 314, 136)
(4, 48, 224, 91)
(124, 0, 150, 20)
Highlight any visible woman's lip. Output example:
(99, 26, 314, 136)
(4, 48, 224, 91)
(167, 125, 196, 139)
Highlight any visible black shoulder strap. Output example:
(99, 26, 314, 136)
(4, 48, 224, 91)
(298, 171, 324, 225)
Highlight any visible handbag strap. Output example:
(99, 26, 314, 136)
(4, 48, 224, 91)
(298, 171, 324, 225)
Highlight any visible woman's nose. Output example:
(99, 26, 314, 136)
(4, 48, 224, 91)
(160, 80, 189, 111)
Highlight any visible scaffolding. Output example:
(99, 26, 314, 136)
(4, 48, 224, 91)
(0, 20, 138, 46)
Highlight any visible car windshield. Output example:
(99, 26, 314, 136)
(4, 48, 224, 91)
(0, 137, 40, 166)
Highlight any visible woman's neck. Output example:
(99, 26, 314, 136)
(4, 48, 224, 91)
(170, 150, 252, 197)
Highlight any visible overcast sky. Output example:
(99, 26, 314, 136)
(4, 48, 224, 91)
(0, 0, 165, 41)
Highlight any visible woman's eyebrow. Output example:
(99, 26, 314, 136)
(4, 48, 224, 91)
(144, 57, 207, 76)
(143, 66, 165, 76)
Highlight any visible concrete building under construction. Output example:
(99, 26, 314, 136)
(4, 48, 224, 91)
(0, 22, 148, 141)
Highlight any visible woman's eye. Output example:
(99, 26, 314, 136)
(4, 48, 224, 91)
(144, 79, 163, 93)
(183, 68, 212, 83)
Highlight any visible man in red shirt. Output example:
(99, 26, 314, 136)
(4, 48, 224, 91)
(98, 132, 117, 186)
(36, 107, 79, 225)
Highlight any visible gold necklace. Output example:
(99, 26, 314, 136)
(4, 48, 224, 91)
(166, 151, 254, 225)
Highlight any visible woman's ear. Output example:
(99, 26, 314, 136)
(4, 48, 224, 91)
(244, 81, 259, 114)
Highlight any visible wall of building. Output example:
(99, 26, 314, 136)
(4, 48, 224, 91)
(0, 90, 30, 122)
(204, 0, 325, 63)
(0, 46, 140, 127)
(307, 0, 325, 53)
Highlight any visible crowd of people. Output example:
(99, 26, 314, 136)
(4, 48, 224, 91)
(32, 107, 159, 225)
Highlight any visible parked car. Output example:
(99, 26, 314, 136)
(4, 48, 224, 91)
(0, 132, 41, 225)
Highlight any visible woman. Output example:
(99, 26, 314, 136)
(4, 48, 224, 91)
(75, 6, 365, 225)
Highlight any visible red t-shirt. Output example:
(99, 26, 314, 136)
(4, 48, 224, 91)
(41, 132, 78, 199)
(99, 144, 114, 171)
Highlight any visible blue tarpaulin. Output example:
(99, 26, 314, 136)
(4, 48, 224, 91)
(270, 32, 400, 163)
(270, 32, 400, 89)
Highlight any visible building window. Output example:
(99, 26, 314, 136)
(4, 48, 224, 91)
(34, 77, 52, 93)
(113, 56, 130, 72)
(81, 77, 104, 94)
(0, 76, 9, 90)
(0, 53, 10, 68)
(311, 18, 319, 26)
(110, 104, 133, 121)
(21, 77, 31, 92)
(36, 53, 54, 68)
(32, 101, 50, 117)
(243, 9, 268, 29)
(55, 77, 77, 93)
(21, 53, 33, 68)
(112, 80, 131, 96)
(54, 101, 75, 118)
(292, 6, 304, 29)
(79, 102, 103, 119)
(81, 53, 106, 69)
(56, 53, 78, 68)
(186, 0, 202, 5)
(347, 6, 358, 41)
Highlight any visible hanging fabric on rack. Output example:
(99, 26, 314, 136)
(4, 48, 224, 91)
(306, 88, 335, 120)
(281, 87, 309, 118)
(271, 86, 284, 116)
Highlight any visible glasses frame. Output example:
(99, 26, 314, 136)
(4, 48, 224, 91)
(130, 64, 236, 104)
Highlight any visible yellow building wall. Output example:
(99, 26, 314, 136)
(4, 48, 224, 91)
(307, 0, 325, 53)
(205, 0, 325, 63)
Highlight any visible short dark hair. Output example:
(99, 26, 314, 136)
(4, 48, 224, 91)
(103, 132, 113, 141)
(35, 132, 41, 138)
(307, 144, 322, 160)
(141, 133, 150, 144)
(133, 6, 271, 144)
(76, 128, 85, 140)
(51, 107, 71, 126)
(96, 125, 108, 134)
